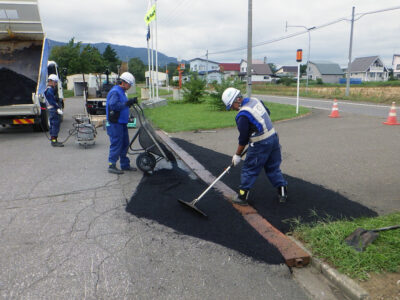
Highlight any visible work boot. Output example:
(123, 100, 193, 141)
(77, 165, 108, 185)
(108, 164, 124, 174)
(51, 138, 64, 147)
(277, 186, 288, 203)
(121, 166, 137, 171)
(232, 189, 249, 206)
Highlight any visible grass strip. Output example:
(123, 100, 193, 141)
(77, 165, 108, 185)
(292, 211, 400, 280)
(142, 99, 309, 132)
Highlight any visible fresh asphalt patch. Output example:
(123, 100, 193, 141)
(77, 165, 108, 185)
(126, 165, 284, 265)
(126, 138, 377, 265)
(171, 138, 378, 233)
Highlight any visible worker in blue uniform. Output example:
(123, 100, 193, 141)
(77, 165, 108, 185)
(221, 87, 288, 205)
(106, 72, 137, 174)
(45, 74, 63, 147)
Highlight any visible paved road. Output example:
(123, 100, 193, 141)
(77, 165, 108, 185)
(257, 94, 393, 118)
(0, 97, 312, 299)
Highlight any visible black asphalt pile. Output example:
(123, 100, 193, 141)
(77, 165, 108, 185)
(172, 138, 378, 233)
(126, 166, 284, 264)
(0, 68, 37, 106)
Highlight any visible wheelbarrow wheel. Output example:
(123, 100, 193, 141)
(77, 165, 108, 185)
(136, 152, 156, 173)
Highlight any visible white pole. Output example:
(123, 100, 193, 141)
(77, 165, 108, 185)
(155, 0, 159, 100)
(147, 37, 152, 97)
(296, 62, 300, 114)
(246, 0, 252, 98)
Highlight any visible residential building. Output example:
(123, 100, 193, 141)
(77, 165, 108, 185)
(239, 60, 274, 82)
(189, 58, 219, 73)
(308, 61, 344, 83)
(392, 54, 400, 79)
(198, 70, 223, 84)
(251, 64, 274, 82)
(347, 56, 388, 82)
(219, 63, 240, 79)
(145, 71, 167, 87)
(275, 66, 298, 77)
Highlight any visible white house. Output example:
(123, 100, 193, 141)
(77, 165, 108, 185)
(392, 54, 400, 79)
(239, 59, 272, 82)
(308, 61, 344, 83)
(66, 73, 119, 96)
(219, 63, 240, 80)
(275, 66, 298, 78)
(189, 58, 219, 73)
(347, 56, 388, 82)
(145, 71, 167, 87)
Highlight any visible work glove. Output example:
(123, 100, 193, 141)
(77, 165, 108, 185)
(57, 108, 63, 115)
(125, 97, 138, 107)
(232, 154, 242, 167)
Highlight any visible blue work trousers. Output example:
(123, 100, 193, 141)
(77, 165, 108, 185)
(48, 108, 60, 138)
(107, 123, 130, 169)
(240, 134, 287, 191)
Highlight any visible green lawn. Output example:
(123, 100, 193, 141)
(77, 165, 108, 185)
(143, 99, 310, 132)
(292, 212, 400, 280)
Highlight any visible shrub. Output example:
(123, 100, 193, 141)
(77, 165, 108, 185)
(182, 73, 206, 104)
(208, 77, 244, 111)
(316, 78, 324, 85)
(277, 76, 295, 86)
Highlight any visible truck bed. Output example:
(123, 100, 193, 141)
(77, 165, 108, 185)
(0, 67, 37, 106)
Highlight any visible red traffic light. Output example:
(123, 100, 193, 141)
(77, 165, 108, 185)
(296, 49, 303, 62)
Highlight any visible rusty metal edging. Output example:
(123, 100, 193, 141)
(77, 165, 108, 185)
(156, 130, 310, 268)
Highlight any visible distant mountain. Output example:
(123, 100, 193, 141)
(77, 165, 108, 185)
(48, 39, 180, 65)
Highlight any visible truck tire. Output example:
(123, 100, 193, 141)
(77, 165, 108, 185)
(33, 109, 49, 132)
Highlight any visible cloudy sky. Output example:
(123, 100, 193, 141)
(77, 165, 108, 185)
(38, 0, 400, 67)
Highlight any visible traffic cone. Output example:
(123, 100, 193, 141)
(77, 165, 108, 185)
(383, 102, 400, 125)
(329, 99, 340, 118)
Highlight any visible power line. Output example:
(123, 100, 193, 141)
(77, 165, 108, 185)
(206, 6, 400, 57)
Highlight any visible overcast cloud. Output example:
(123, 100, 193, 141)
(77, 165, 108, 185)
(38, 0, 400, 67)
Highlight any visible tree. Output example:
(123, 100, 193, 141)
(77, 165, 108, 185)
(49, 38, 107, 75)
(268, 63, 277, 74)
(128, 57, 146, 82)
(300, 64, 307, 76)
(209, 77, 244, 111)
(80, 44, 106, 73)
(102, 45, 121, 73)
(49, 38, 82, 75)
(182, 73, 206, 104)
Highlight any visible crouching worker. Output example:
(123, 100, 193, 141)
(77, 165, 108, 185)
(45, 74, 63, 147)
(221, 87, 288, 205)
(106, 72, 138, 174)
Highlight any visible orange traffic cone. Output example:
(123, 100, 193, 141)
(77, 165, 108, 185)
(383, 102, 400, 125)
(329, 99, 340, 118)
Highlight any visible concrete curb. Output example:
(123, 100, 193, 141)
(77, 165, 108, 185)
(288, 236, 370, 300)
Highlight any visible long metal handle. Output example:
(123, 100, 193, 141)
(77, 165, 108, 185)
(373, 225, 400, 232)
(192, 165, 232, 205)
(191, 148, 248, 205)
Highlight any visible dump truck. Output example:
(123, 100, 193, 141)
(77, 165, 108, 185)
(0, 0, 63, 131)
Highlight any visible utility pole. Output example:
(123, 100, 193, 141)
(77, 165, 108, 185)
(246, 0, 252, 98)
(346, 6, 355, 97)
(155, 0, 159, 100)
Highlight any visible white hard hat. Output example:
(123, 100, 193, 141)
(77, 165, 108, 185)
(120, 72, 135, 86)
(222, 87, 241, 110)
(48, 74, 59, 82)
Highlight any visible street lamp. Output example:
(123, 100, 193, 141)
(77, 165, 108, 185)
(286, 22, 316, 93)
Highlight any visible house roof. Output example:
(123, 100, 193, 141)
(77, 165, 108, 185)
(349, 56, 384, 72)
(219, 63, 240, 72)
(251, 64, 272, 75)
(310, 61, 343, 75)
(189, 57, 219, 65)
(277, 66, 298, 73)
